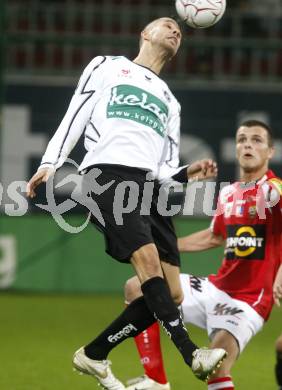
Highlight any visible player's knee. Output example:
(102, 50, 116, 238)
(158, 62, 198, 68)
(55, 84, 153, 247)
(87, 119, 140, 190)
(124, 276, 142, 304)
(170, 289, 184, 306)
(275, 334, 282, 352)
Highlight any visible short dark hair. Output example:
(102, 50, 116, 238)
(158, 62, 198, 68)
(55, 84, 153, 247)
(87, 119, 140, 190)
(239, 119, 274, 147)
(139, 17, 182, 49)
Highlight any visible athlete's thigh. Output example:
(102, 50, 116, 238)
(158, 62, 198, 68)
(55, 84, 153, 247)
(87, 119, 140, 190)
(206, 283, 264, 353)
(180, 274, 208, 329)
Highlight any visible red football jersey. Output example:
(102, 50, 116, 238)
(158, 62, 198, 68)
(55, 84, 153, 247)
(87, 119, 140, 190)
(209, 170, 282, 320)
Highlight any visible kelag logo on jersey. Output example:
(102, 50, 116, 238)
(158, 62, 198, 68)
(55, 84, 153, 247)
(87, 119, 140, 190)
(107, 84, 168, 137)
(225, 224, 266, 260)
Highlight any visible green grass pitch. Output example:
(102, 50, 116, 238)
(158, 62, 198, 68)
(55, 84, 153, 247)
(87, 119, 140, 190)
(0, 293, 280, 389)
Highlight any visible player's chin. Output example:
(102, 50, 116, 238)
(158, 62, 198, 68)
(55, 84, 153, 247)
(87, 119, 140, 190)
(163, 42, 179, 58)
(242, 162, 258, 172)
(241, 156, 255, 165)
(168, 47, 179, 59)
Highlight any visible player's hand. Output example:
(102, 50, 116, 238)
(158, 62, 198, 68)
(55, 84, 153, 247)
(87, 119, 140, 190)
(26, 167, 55, 198)
(273, 265, 282, 307)
(187, 159, 218, 182)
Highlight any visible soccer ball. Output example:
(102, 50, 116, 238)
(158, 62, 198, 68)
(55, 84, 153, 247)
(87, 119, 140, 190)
(175, 0, 226, 29)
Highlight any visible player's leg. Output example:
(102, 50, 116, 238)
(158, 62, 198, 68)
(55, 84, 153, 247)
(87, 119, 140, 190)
(130, 244, 199, 368)
(124, 276, 143, 303)
(124, 271, 226, 389)
(73, 244, 196, 390)
(132, 251, 227, 382)
(127, 322, 169, 390)
(205, 280, 264, 390)
(127, 186, 225, 381)
(73, 167, 160, 389)
(73, 244, 194, 390)
(207, 330, 238, 390)
(124, 262, 183, 305)
(275, 333, 282, 390)
(73, 292, 156, 390)
(125, 276, 168, 387)
(124, 275, 163, 386)
(80, 245, 160, 358)
(124, 262, 183, 390)
(161, 261, 184, 306)
(129, 209, 225, 377)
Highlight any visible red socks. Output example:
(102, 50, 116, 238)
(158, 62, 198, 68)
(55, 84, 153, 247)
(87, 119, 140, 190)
(134, 322, 168, 385)
(208, 376, 234, 389)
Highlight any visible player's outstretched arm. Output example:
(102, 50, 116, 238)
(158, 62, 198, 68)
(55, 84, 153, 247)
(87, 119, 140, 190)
(178, 228, 224, 253)
(26, 167, 55, 198)
(273, 263, 282, 307)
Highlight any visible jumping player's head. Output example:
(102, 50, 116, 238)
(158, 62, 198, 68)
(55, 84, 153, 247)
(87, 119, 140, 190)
(236, 119, 275, 178)
(139, 17, 182, 59)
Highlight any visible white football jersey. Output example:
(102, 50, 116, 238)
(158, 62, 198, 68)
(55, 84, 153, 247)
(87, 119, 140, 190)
(40, 56, 187, 182)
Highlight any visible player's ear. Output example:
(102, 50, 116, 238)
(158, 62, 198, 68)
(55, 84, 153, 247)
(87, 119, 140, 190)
(268, 146, 275, 160)
(141, 29, 150, 43)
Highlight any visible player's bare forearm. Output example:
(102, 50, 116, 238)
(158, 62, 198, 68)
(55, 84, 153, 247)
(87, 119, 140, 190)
(178, 228, 223, 253)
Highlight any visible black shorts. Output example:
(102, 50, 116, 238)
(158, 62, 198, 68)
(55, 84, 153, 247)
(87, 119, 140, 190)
(85, 164, 180, 266)
(149, 186, 180, 267)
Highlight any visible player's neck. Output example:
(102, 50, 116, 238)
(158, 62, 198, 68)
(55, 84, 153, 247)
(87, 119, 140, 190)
(240, 166, 269, 183)
(134, 46, 170, 75)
